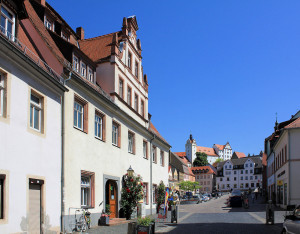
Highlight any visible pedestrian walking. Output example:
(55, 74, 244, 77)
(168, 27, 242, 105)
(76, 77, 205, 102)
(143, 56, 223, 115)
(254, 188, 258, 200)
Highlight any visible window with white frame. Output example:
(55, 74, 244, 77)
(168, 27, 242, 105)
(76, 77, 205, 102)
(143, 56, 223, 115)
(127, 86, 132, 106)
(61, 31, 69, 41)
(0, 72, 6, 117)
(95, 113, 103, 140)
(88, 67, 94, 83)
(81, 176, 91, 207)
(112, 122, 120, 147)
(143, 141, 148, 159)
(44, 15, 54, 31)
(1, 5, 15, 38)
(73, 55, 79, 72)
(74, 101, 83, 130)
(134, 94, 138, 112)
(30, 93, 42, 131)
(119, 79, 124, 99)
(81, 62, 86, 78)
(128, 131, 135, 154)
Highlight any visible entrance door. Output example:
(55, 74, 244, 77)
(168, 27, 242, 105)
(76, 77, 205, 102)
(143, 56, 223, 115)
(108, 181, 117, 218)
(29, 184, 41, 234)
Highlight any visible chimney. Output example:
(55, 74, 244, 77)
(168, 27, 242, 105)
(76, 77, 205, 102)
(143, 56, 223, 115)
(76, 27, 84, 40)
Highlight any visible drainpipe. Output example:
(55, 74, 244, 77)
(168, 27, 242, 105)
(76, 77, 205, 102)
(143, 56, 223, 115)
(149, 134, 155, 215)
(61, 71, 72, 233)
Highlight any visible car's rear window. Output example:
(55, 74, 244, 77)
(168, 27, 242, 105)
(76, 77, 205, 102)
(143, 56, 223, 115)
(231, 190, 241, 196)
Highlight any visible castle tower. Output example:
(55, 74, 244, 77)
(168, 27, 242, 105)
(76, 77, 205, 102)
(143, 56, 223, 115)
(185, 134, 197, 163)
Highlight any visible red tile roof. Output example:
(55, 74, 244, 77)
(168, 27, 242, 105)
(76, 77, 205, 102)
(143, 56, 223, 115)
(179, 156, 190, 165)
(78, 32, 118, 63)
(187, 167, 195, 177)
(192, 166, 216, 175)
(174, 152, 186, 157)
(284, 117, 300, 129)
(149, 122, 169, 145)
(23, 0, 65, 64)
(235, 152, 246, 158)
(197, 146, 218, 156)
(214, 144, 225, 150)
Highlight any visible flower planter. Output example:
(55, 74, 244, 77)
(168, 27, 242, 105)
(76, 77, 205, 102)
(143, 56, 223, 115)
(136, 225, 152, 234)
(98, 216, 109, 226)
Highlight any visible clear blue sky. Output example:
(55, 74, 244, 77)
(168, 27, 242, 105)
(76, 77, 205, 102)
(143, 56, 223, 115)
(48, 0, 300, 155)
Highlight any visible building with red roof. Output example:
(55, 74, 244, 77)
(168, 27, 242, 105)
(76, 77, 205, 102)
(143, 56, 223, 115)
(192, 166, 217, 193)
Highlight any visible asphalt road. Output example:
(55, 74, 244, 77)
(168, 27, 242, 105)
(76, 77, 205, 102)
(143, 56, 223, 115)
(156, 194, 285, 234)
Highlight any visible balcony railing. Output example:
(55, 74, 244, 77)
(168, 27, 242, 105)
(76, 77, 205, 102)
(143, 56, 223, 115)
(0, 25, 64, 85)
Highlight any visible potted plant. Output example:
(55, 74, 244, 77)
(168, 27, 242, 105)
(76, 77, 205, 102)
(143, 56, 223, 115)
(120, 173, 144, 220)
(136, 216, 155, 234)
(156, 181, 165, 213)
(98, 207, 111, 226)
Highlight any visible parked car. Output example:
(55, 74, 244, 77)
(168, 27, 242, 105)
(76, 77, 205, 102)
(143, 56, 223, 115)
(229, 190, 243, 207)
(203, 193, 212, 200)
(282, 205, 300, 234)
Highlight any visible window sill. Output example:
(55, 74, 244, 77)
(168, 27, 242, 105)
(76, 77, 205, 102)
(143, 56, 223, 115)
(95, 136, 105, 142)
(112, 144, 120, 148)
(74, 126, 87, 134)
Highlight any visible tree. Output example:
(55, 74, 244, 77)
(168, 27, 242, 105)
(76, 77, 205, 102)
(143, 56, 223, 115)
(193, 152, 208, 167)
(120, 174, 144, 220)
(156, 181, 165, 213)
(179, 181, 200, 192)
(213, 158, 224, 167)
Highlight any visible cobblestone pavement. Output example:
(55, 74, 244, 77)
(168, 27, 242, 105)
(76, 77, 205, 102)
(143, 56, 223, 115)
(156, 194, 285, 234)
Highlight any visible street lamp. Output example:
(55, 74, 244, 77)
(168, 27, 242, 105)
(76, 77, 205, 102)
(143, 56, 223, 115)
(127, 165, 134, 177)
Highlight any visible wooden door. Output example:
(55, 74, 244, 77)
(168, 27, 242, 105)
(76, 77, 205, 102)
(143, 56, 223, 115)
(108, 181, 117, 218)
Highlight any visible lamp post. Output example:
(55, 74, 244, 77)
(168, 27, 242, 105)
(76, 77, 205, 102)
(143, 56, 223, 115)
(127, 165, 134, 177)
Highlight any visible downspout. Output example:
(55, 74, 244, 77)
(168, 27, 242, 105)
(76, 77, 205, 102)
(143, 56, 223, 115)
(61, 71, 72, 233)
(149, 134, 155, 215)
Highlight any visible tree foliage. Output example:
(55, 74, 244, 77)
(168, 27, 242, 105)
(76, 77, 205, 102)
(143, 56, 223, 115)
(179, 181, 200, 192)
(213, 158, 224, 167)
(120, 174, 144, 219)
(193, 152, 209, 167)
(156, 181, 165, 213)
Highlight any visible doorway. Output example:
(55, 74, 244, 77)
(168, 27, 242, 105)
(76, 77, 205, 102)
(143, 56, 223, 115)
(105, 180, 118, 218)
(28, 183, 41, 234)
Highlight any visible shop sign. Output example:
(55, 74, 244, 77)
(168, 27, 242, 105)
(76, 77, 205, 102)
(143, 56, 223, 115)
(277, 180, 283, 186)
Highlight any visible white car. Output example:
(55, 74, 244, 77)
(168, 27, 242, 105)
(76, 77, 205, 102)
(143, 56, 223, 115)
(282, 205, 300, 234)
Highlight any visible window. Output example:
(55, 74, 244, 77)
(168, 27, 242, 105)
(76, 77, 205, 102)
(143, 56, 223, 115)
(1, 5, 14, 38)
(112, 121, 121, 147)
(152, 184, 157, 203)
(0, 174, 5, 219)
(134, 94, 138, 112)
(160, 150, 164, 166)
(135, 61, 139, 77)
(250, 176, 253, 180)
(225, 165, 227, 169)
(74, 96, 88, 133)
(143, 140, 148, 159)
(226, 177, 229, 181)
(30, 92, 43, 132)
(241, 170, 243, 174)
(251, 183, 254, 188)
(95, 111, 105, 141)
(143, 183, 148, 204)
(128, 131, 135, 154)
(245, 176, 248, 180)
(234, 184, 237, 188)
(234, 177, 236, 181)
(127, 86, 132, 106)
(256, 183, 259, 187)
(0, 72, 6, 117)
(220, 178, 223, 182)
(141, 100, 145, 117)
(81, 62, 86, 78)
(250, 169, 253, 174)
(61, 31, 69, 41)
(128, 52, 132, 69)
(245, 164, 248, 168)
(250, 163, 253, 167)
(245, 183, 249, 188)
(88, 68, 94, 83)
(44, 16, 53, 31)
(152, 145, 157, 163)
(245, 170, 248, 174)
(240, 183, 244, 188)
(81, 171, 95, 208)
(234, 171, 237, 175)
(255, 176, 257, 180)
(73, 55, 79, 72)
(119, 79, 124, 99)
(241, 176, 243, 180)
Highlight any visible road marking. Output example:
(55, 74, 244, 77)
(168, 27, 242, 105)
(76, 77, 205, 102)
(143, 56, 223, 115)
(248, 212, 265, 223)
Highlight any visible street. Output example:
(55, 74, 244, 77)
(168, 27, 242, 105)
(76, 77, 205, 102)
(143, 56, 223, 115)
(156, 194, 285, 234)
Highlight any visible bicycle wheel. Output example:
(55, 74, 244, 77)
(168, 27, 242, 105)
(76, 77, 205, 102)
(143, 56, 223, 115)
(79, 216, 87, 232)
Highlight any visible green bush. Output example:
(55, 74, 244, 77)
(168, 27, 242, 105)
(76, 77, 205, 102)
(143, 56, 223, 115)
(137, 216, 154, 226)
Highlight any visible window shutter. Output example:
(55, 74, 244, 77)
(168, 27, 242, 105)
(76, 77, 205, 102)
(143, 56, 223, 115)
(91, 174, 95, 207)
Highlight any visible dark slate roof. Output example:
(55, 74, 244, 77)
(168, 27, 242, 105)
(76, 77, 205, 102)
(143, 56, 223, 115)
(170, 152, 185, 173)
(217, 156, 262, 171)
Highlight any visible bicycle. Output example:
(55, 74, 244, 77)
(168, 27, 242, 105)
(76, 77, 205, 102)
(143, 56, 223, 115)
(74, 208, 91, 232)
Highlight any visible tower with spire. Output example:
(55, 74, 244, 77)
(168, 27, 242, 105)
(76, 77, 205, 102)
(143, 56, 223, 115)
(185, 134, 197, 163)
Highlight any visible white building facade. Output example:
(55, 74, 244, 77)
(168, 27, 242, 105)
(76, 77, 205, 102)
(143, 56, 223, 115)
(0, 1, 67, 233)
(213, 142, 233, 161)
(216, 157, 263, 192)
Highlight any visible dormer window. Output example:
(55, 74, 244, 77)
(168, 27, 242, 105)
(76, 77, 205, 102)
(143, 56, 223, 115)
(44, 15, 54, 31)
(1, 5, 15, 38)
(73, 55, 79, 72)
(81, 62, 86, 78)
(88, 67, 94, 83)
(61, 31, 69, 41)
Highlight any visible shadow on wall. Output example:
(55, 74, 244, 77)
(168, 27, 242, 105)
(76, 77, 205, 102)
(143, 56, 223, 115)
(20, 214, 57, 234)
